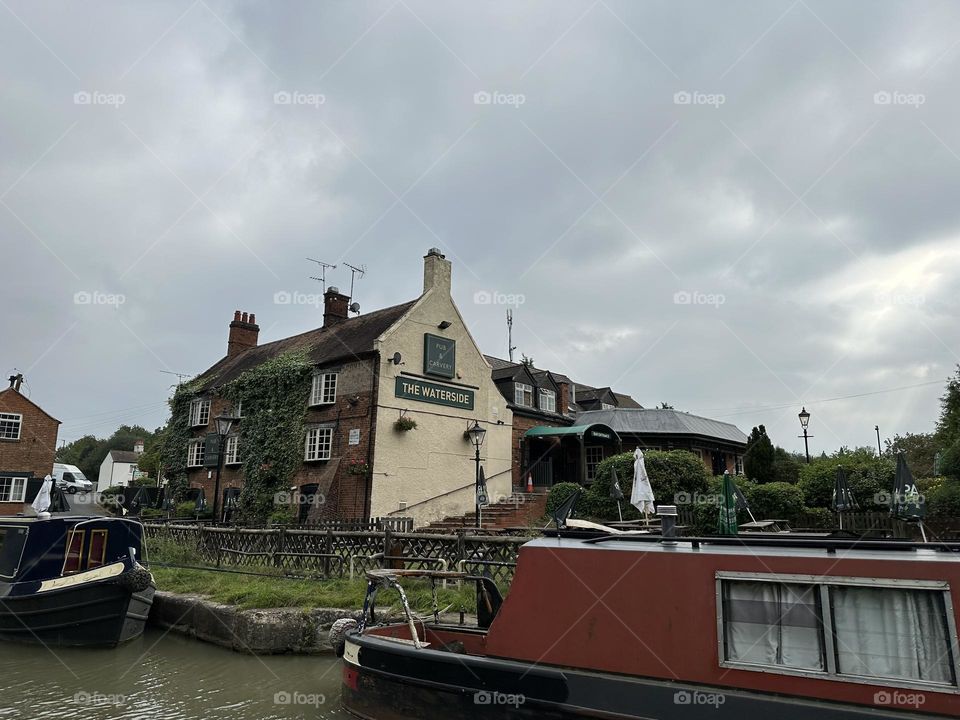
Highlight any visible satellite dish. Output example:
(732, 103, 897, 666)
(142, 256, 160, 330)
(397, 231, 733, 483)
(391, 352, 402, 365)
(349, 302, 361, 314)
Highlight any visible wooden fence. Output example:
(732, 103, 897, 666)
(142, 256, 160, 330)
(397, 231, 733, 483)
(144, 524, 527, 585)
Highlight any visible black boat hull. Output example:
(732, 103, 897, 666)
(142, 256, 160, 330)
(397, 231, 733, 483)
(342, 631, 948, 720)
(0, 577, 155, 648)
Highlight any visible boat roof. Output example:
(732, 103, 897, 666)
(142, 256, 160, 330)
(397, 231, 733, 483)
(527, 534, 960, 564)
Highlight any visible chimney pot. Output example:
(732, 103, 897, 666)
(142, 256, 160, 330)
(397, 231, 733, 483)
(249, 313, 255, 324)
(234, 310, 242, 322)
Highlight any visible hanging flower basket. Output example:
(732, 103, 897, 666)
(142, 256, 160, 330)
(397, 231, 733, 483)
(346, 461, 370, 476)
(394, 417, 417, 432)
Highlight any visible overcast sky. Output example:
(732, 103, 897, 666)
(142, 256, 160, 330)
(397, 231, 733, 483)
(3, 0, 958, 456)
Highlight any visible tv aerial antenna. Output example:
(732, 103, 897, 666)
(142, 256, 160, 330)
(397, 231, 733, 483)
(160, 370, 194, 387)
(344, 262, 366, 314)
(507, 309, 517, 362)
(307, 258, 337, 289)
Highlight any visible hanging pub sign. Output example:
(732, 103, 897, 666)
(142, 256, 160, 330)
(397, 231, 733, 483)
(395, 376, 474, 410)
(423, 333, 455, 378)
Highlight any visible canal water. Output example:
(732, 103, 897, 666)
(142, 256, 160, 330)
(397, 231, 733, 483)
(0, 629, 351, 719)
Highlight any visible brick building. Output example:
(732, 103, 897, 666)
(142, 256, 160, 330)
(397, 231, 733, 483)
(0, 375, 60, 516)
(177, 249, 512, 527)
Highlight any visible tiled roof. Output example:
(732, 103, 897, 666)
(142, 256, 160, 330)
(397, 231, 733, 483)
(194, 301, 416, 390)
(575, 408, 747, 446)
(109, 450, 141, 464)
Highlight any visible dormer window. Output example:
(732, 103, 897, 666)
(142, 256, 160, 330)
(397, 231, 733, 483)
(539, 389, 556, 413)
(601, 402, 615, 410)
(514, 383, 533, 407)
(189, 399, 210, 427)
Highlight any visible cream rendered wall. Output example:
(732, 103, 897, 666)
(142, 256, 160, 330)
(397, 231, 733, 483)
(369, 257, 513, 527)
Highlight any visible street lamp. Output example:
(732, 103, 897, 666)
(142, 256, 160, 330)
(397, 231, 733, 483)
(875, 425, 882, 456)
(466, 420, 486, 529)
(213, 413, 239, 523)
(798, 407, 812, 463)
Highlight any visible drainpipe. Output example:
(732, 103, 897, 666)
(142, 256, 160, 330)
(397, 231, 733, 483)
(365, 352, 380, 519)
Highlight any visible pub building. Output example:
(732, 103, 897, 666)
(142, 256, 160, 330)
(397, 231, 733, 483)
(179, 249, 513, 528)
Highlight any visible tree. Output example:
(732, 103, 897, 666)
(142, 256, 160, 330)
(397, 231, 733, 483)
(797, 447, 894, 509)
(885, 432, 938, 478)
(56, 424, 157, 483)
(744, 425, 776, 483)
(771, 447, 801, 484)
(937, 366, 960, 445)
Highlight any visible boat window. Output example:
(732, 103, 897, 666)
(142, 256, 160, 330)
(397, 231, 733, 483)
(63, 530, 84, 574)
(721, 580, 824, 671)
(830, 585, 956, 686)
(0, 526, 29, 579)
(87, 530, 108, 569)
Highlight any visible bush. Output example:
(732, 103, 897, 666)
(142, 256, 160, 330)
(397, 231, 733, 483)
(926, 479, 960, 517)
(940, 440, 960, 480)
(744, 482, 805, 520)
(546, 483, 582, 515)
(139, 507, 165, 519)
(797, 450, 894, 509)
(175, 501, 198, 518)
(268, 506, 295, 525)
(584, 450, 710, 521)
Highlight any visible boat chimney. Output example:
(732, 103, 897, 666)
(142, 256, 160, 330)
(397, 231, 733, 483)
(658, 504, 678, 545)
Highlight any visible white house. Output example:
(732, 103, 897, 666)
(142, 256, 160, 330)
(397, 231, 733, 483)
(97, 442, 144, 491)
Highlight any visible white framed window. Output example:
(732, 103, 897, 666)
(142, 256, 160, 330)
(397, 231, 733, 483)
(304, 427, 333, 461)
(224, 436, 241, 465)
(514, 383, 533, 407)
(734, 455, 744, 475)
(310, 372, 338, 406)
(539, 389, 556, 413)
(601, 402, 615, 410)
(718, 572, 959, 691)
(189, 399, 210, 427)
(585, 445, 605, 480)
(0, 413, 22, 440)
(0, 477, 26, 503)
(187, 439, 205, 467)
(233, 401, 243, 418)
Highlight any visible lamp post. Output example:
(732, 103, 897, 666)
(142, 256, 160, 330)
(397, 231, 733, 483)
(798, 407, 812, 463)
(466, 420, 486, 529)
(213, 413, 239, 523)
(875, 425, 882, 456)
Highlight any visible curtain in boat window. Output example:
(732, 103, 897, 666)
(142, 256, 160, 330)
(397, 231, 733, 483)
(723, 581, 824, 671)
(831, 586, 955, 685)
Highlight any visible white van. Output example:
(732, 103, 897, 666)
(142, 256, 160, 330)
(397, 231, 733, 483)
(52, 463, 94, 493)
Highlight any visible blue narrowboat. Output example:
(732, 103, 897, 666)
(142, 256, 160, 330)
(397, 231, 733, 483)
(0, 515, 155, 647)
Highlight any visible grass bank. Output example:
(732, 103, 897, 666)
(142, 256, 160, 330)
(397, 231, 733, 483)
(150, 566, 480, 612)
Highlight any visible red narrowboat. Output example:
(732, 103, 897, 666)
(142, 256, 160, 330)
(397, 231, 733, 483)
(338, 530, 960, 719)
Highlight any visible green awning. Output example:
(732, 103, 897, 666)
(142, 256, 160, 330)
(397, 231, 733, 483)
(524, 423, 620, 442)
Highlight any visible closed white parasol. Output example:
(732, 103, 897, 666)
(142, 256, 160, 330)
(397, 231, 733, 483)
(31, 475, 53, 515)
(630, 448, 655, 515)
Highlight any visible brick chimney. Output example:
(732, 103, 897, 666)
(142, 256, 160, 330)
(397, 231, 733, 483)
(323, 287, 350, 327)
(423, 247, 451, 294)
(557, 380, 570, 417)
(227, 310, 259, 357)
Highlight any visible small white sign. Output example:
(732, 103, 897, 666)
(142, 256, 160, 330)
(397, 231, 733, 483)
(348, 429, 361, 445)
